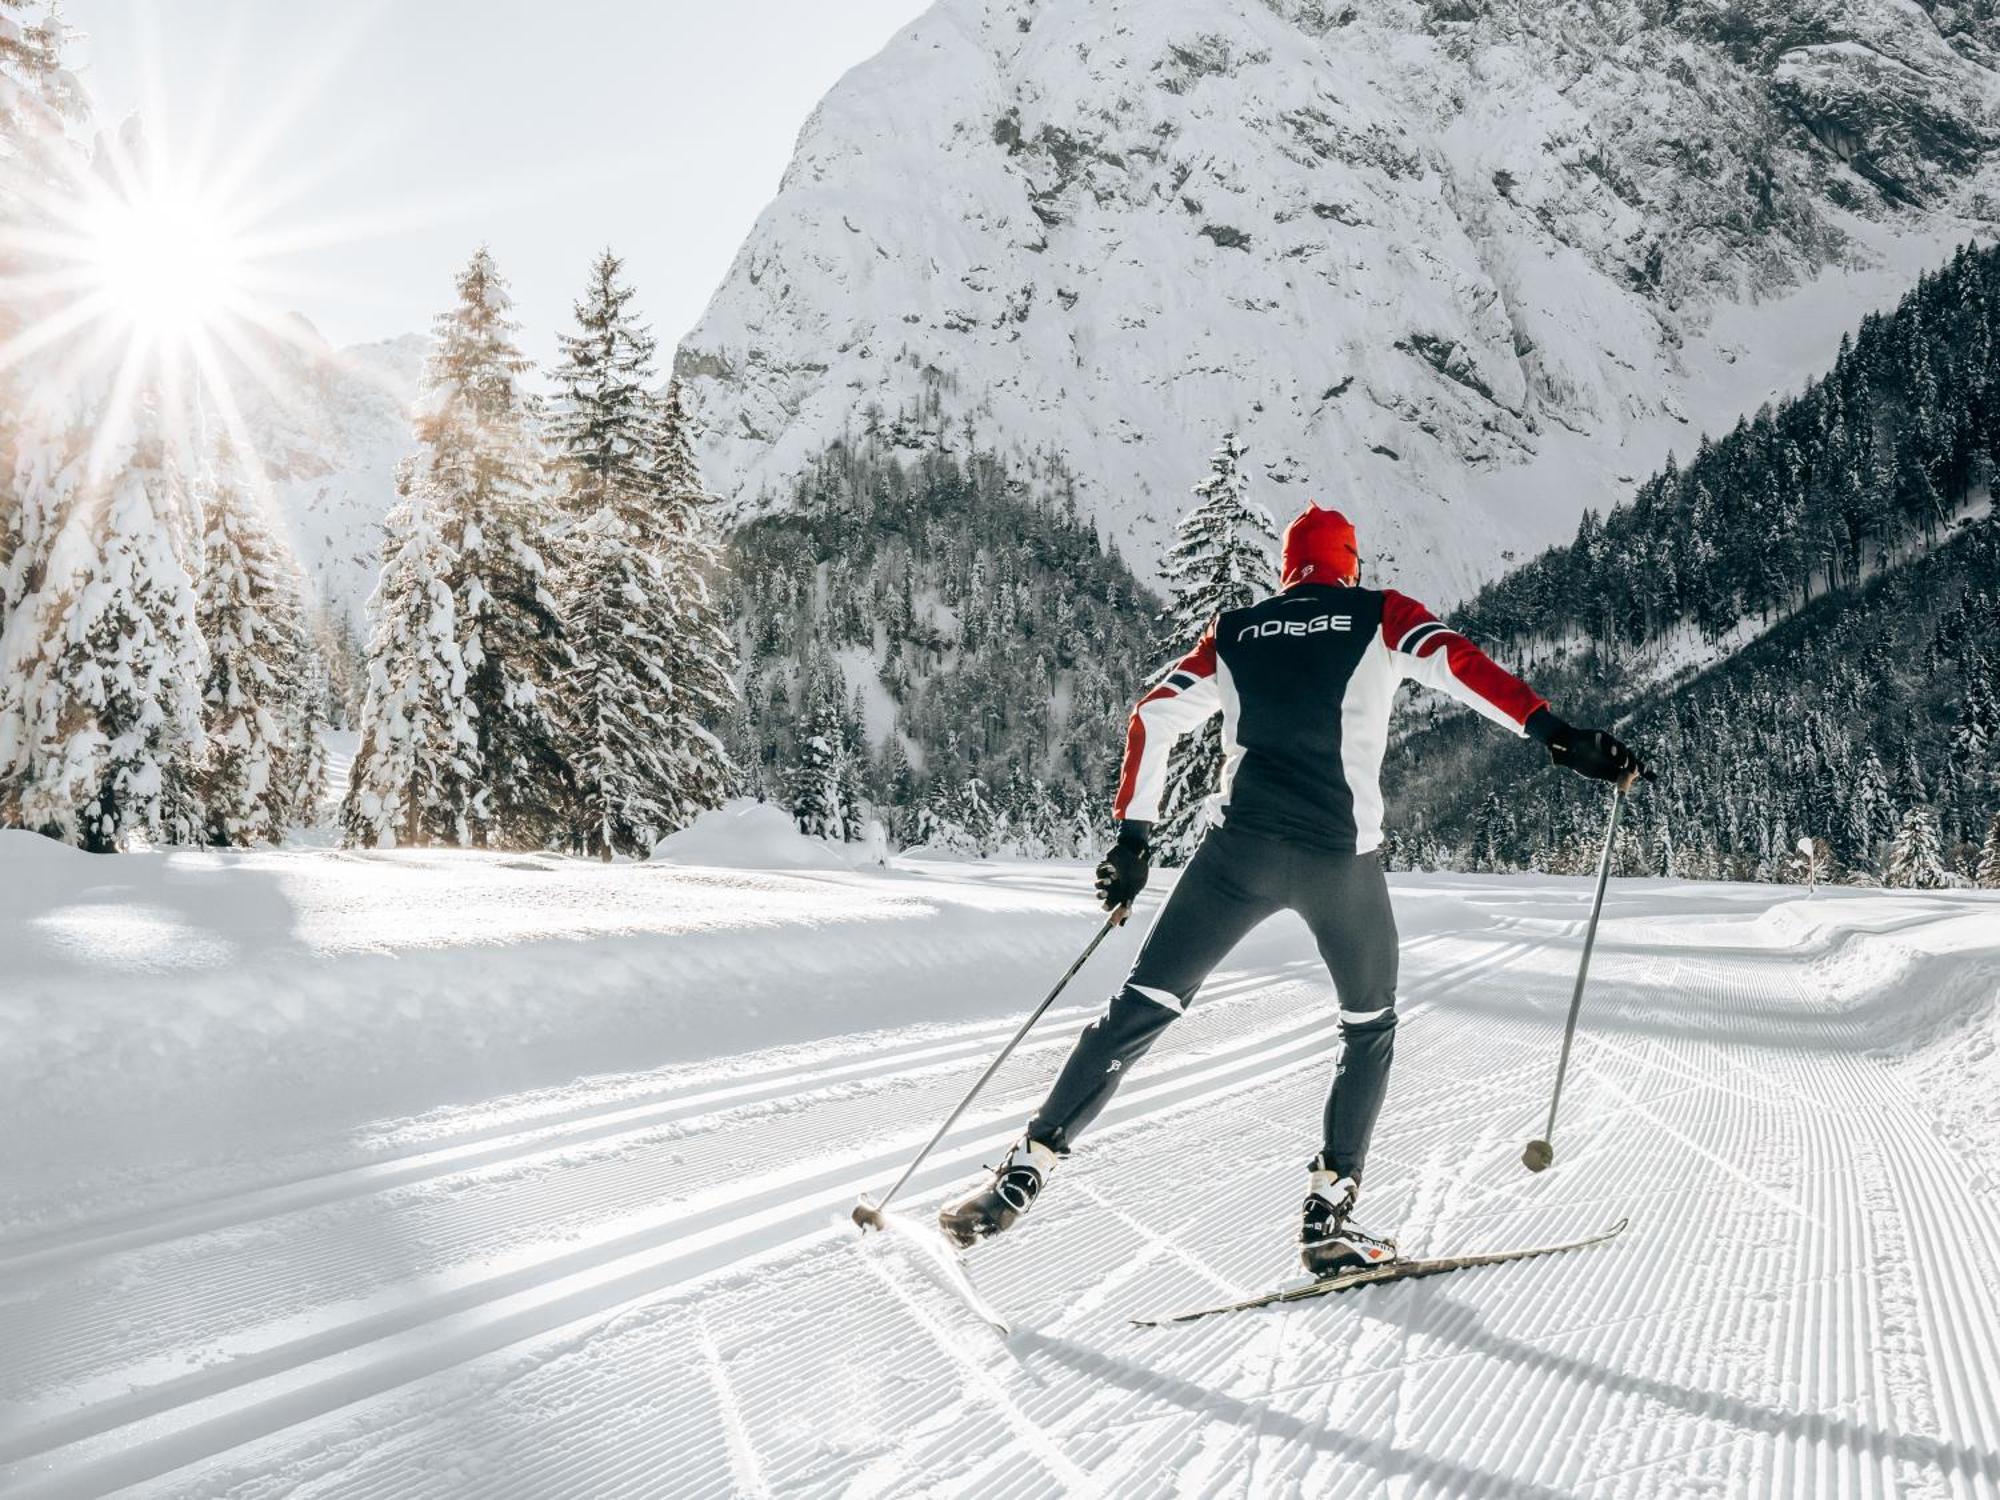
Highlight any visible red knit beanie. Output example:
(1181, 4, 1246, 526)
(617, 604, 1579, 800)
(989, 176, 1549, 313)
(1280, 504, 1359, 589)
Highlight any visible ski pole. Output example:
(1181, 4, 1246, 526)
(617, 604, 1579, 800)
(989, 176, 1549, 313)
(1521, 777, 1634, 1173)
(852, 904, 1129, 1230)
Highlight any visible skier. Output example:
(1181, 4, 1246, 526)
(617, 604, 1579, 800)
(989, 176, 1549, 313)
(939, 503, 1645, 1272)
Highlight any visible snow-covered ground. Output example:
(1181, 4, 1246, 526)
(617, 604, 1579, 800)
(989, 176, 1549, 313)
(3, 831, 1999, 1497)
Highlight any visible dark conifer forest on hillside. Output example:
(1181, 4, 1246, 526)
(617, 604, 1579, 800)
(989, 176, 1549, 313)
(724, 436, 1160, 855)
(1388, 243, 2000, 885)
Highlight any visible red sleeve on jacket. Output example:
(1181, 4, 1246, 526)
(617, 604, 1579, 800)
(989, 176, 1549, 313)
(1381, 588, 1546, 729)
(1113, 625, 1219, 821)
(1380, 589, 1439, 652)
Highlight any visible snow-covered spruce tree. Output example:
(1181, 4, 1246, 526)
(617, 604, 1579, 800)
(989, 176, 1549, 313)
(416, 248, 567, 847)
(0, 2, 80, 155)
(1, 6, 88, 803)
(0, 1, 85, 449)
(880, 736, 916, 842)
(1887, 804, 1948, 889)
(1894, 732, 1928, 808)
(288, 638, 335, 826)
(1473, 790, 1510, 872)
(952, 774, 998, 856)
(1978, 812, 2000, 890)
(1948, 665, 1995, 837)
(1153, 432, 1276, 862)
(908, 772, 992, 856)
(789, 685, 851, 841)
(341, 464, 476, 847)
(1611, 809, 1647, 878)
(647, 377, 740, 817)
(561, 507, 686, 857)
(2, 396, 206, 849)
(908, 779, 955, 852)
(549, 250, 655, 523)
(195, 440, 317, 845)
(1846, 747, 1895, 871)
(0, 398, 81, 827)
(549, 256, 735, 856)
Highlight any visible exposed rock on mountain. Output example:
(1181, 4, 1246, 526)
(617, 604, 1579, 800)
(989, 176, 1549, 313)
(679, 0, 2000, 601)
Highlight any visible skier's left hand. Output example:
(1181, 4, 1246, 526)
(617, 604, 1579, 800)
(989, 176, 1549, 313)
(1095, 824, 1154, 918)
(1528, 709, 1648, 788)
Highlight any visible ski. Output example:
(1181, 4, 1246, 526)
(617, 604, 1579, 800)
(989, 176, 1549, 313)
(1131, 1217, 1628, 1328)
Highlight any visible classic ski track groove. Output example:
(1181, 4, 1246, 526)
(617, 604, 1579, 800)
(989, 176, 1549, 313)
(5, 882, 1999, 1499)
(0, 947, 1476, 1416)
(0, 943, 1457, 1276)
(0, 934, 1509, 1493)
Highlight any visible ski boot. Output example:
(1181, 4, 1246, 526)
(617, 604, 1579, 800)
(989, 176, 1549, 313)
(1299, 1158, 1398, 1277)
(939, 1137, 1057, 1249)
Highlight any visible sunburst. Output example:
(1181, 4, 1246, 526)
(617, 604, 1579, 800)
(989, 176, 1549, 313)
(0, 10, 406, 495)
(79, 169, 247, 348)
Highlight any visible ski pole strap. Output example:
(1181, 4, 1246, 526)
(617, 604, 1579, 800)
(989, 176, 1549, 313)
(867, 908, 1127, 1219)
(1540, 788, 1624, 1144)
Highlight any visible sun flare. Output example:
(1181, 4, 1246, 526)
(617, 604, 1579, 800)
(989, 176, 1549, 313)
(81, 184, 247, 345)
(0, 110, 361, 484)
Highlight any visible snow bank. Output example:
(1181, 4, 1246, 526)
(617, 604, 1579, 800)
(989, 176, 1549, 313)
(0, 832, 1130, 1231)
(651, 798, 877, 871)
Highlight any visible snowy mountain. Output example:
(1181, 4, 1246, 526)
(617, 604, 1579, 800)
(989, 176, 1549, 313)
(229, 319, 424, 638)
(678, 0, 2000, 603)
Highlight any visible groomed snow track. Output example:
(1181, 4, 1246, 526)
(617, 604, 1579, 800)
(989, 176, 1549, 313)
(3, 869, 1998, 1497)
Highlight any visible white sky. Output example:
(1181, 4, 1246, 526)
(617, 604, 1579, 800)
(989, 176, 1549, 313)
(64, 0, 933, 364)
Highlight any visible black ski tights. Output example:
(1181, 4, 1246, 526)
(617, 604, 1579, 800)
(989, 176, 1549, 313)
(1025, 822, 1399, 1181)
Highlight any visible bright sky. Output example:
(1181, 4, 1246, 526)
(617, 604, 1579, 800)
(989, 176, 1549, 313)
(64, 0, 932, 364)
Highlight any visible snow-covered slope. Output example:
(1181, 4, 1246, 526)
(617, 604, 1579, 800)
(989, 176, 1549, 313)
(229, 319, 424, 636)
(3, 836, 1998, 1495)
(680, 0, 2000, 601)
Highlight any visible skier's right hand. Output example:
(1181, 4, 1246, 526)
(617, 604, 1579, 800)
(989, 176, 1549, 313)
(1095, 823, 1154, 917)
(1528, 709, 1648, 788)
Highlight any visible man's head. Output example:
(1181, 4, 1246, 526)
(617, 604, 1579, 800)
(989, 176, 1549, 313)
(1280, 504, 1359, 589)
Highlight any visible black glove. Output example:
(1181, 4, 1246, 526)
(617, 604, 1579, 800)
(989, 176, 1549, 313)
(1095, 822, 1154, 914)
(1527, 708, 1647, 785)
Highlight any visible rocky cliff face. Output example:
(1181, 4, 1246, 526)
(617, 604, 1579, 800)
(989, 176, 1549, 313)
(678, 0, 2000, 602)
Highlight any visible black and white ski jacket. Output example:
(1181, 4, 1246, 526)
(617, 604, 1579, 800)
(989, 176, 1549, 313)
(1114, 583, 1547, 854)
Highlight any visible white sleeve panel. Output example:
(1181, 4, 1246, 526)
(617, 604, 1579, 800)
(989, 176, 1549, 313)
(1114, 671, 1221, 822)
(1392, 633, 1534, 735)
